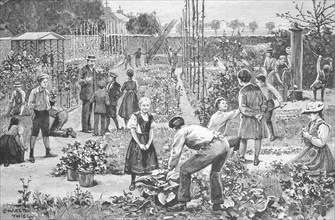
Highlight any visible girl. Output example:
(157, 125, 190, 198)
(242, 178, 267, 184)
(124, 97, 159, 191)
(286, 101, 335, 174)
(0, 117, 26, 166)
(118, 69, 140, 126)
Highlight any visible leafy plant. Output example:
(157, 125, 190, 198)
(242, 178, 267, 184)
(77, 140, 108, 172)
(18, 177, 32, 208)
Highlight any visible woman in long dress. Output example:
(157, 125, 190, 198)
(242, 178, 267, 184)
(286, 101, 335, 174)
(118, 69, 140, 126)
(0, 117, 26, 166)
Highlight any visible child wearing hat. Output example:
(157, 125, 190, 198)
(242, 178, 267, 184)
(263, 48, 276, 84)
(90, 80, 110, 136)
(27, 73, 57, 163)
(7, 82, 26, 116)
(285, 101, 335, 174)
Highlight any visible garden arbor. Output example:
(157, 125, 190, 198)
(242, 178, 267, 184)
(11, 32, 65, 72)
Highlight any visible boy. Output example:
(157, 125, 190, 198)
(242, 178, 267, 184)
(310, 55, 333, 101)
(90, 80, 110, 136)
(27, 73, 57, 163)
(134, 48, 145, 68)
(106, 72, 121, 132)
(124, 53, 134, 70)
(7, 82, 26, 116)
(255, 74, 283, 141)
(237, 69, 267, 166)
(207, 97, 241, 152)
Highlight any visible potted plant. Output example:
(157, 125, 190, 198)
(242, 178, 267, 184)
(60, 142, 81, 181)
(77, 140, 107, 187)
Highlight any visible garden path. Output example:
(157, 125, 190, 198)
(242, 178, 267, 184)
(0, 64, 201, 205)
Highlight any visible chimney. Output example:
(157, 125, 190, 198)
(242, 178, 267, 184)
(117, 5, 123, 14)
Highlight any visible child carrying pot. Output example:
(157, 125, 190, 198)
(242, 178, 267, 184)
(124, 97, 159, 191)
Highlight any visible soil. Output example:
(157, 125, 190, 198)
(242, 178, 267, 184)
(1, 64, 334, 212)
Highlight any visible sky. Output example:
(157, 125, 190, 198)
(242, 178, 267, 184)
(107, 0, 324, 28)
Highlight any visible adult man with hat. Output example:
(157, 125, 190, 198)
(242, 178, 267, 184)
(106, 71, 121, 131)
(167, 116, 230, 211)
(27, 73, 57, 163)
(7, 81, 26, 116)
(78, 55, 97, 133)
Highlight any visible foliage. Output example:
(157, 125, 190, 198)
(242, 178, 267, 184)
(228, 19, 240, 36)
(53, 140, 108, 176)
(210, 20, 220, 36)
(0, 0, 105, 36)
(266, 22, 276, 34)
(126, 12, 161, 35)
(59, 141, 81, 170)
(135, 65, 182, 122)
(248, 21, 259, 33)
(18, 177, 32, 208)
(269, 161, 335, 219)
(277, 0, 335, 33)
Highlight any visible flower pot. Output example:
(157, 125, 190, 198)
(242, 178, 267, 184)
(78, 169, 94, 187)
(66, 166, 78, 181)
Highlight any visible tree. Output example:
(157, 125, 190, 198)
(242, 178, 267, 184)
(238, 21, 245, 35)
(210, 20, 220, 36)
(248, 21, 258, 34)
(228, 19, 239, 36)
(277, 0, 335, 34)
(0, 0, 104, 36)
(265, 22, 276, 34)
(126, 13, 160, 35)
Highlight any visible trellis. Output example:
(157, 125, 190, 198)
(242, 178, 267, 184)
(181, 0, 206, 100)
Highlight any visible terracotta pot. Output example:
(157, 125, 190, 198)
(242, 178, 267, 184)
(78, 169, 94, 187)
(66, 166, 78, 181)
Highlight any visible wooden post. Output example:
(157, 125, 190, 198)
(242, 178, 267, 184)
(196, 0, 200, 100)
(290, 25, 303, 90)
(201, 0, 205, 99)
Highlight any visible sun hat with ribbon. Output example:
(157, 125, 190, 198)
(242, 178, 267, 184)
(302, 101, 325, 114)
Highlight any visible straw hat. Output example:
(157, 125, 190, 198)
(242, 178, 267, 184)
(302, 101, 325, 114)
(266, 48, 273, 53)
(36, 73, 49, 82)
(13, 81, 22, 88)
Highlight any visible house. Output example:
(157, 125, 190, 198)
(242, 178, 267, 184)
(101, 5, 129, 35)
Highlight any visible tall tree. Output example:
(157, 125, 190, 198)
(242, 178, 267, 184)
(265, 21, 276, 34)
(248, 21, 258, 34)
(126, 12, 160, 35)
(228, 19, 239, 36)
(0, 0, 104, 36)
(210, 20, 220, 36)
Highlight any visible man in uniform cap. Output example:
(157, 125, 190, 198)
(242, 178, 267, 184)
(106, 71, 121, 131)
(78, 55, 97, 133)
(27, 73, 57, 163)
(167, 116, 230, 211)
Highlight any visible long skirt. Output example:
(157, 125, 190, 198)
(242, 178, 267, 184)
(0, 134, 24, 165)
(118, 91, 139, 120)
(289, 145, 335, 174)
(124, 133, 159, 175)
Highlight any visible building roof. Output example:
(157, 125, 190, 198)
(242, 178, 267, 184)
(101, 7, 129, 22)
(12, 32, 65, 41)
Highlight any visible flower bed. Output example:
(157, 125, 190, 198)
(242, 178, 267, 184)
(7, 158, 335, 219)
(135, 65, 181, 123)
